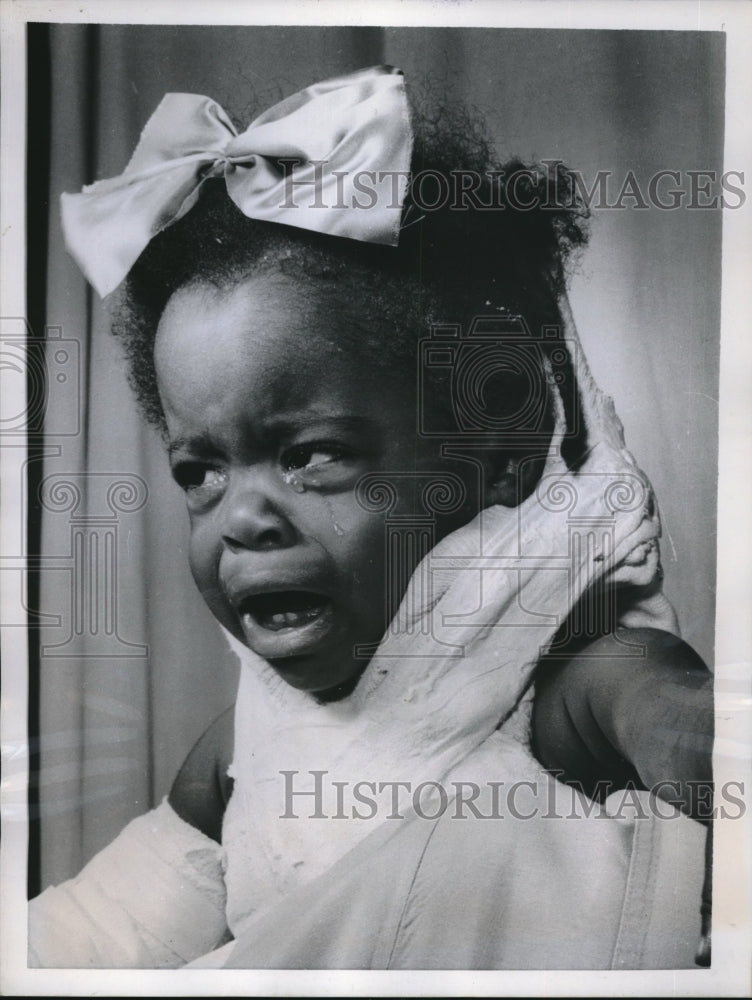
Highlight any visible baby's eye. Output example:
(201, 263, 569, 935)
(281, 443, 348, 472)
(172, 462, 227, 494)
(280, 442, 362, 490)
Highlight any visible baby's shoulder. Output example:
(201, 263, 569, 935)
(168, 706, 235, 843)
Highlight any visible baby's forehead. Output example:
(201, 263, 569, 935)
(156, 273, 418, 417)
(171, 270, 413, 368)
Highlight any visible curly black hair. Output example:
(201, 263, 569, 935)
(110, 92, 589, 458)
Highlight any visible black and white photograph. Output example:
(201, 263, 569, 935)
(1, 0, 750, 995)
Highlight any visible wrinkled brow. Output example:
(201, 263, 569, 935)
(167, 432, 216, 459)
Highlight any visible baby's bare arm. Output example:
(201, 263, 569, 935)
(168, 706, 235, 842)
(532, 627, 713, 820)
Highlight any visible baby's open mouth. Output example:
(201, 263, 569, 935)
(239, 591, 333, 632)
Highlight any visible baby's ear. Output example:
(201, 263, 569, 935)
(484, 452, 547, 508)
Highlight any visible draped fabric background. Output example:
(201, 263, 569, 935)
(30, 24, 724, 891)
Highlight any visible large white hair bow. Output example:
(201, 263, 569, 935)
(60, 66, 413, 297)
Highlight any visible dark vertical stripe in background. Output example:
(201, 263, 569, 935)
(26, 21, 51, 900)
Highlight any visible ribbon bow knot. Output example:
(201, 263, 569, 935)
(61, 66, 413, 298)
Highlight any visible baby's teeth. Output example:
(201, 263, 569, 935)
(270, 613, 287, 626)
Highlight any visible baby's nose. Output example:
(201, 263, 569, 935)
(221, 474, 297, 552)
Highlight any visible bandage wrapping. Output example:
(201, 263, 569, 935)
(28, 799, 229, 968)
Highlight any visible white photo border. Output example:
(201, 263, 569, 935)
(2, 1, 751, 996)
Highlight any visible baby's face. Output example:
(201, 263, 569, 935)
(155, 272, 480, 696)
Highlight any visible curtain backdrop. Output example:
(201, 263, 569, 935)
(33, 24, 724, 889)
